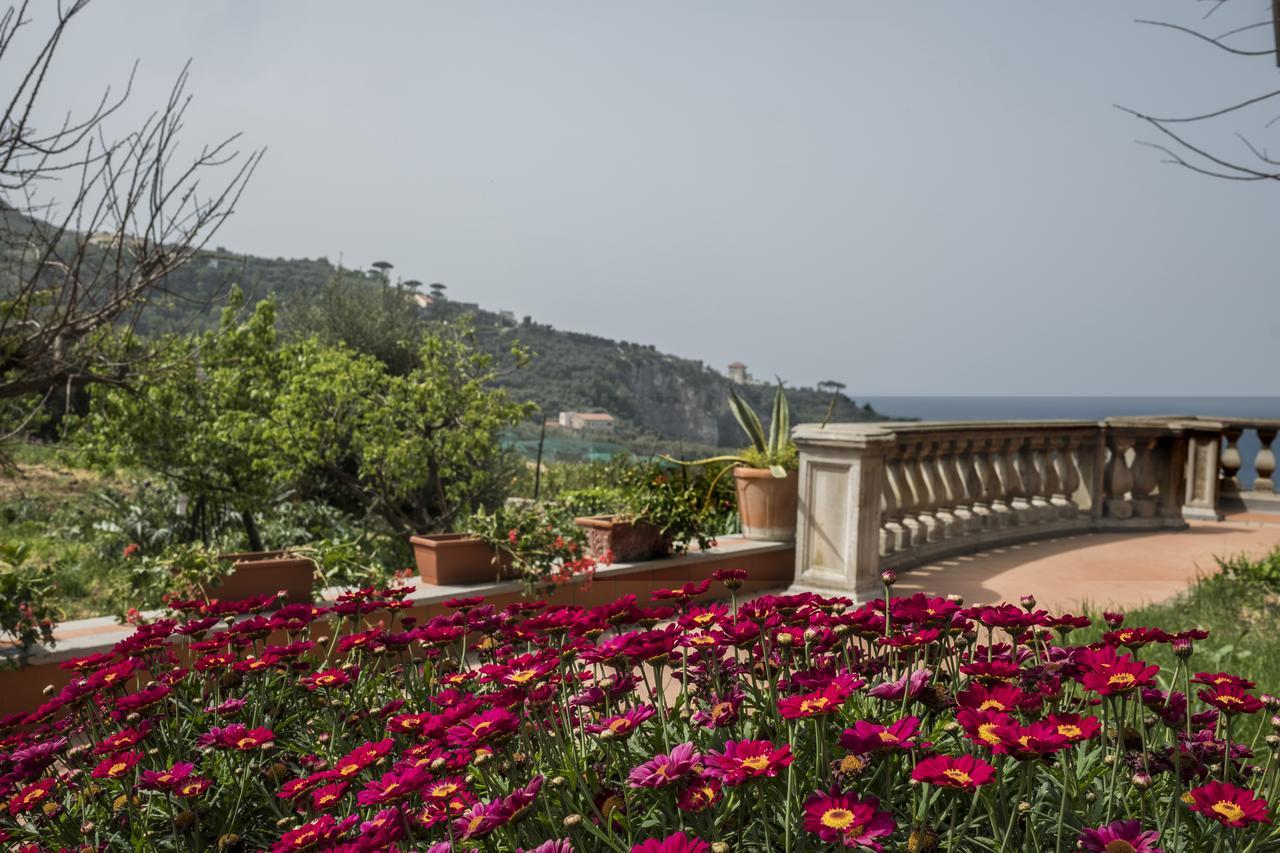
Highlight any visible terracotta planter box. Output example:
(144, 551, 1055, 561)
(574, 515, 670, 562)
(734, 468, 799, 541)
(214, 552, 316, 605)
(410, 534, 510, 585)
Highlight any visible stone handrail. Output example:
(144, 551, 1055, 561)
(791, 416, 1274, 600)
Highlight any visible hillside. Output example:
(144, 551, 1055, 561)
(2, 210, 892, 448)
(430, 301, 889, 448)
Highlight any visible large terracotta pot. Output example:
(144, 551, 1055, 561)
(409, 534, 509, 585)
(733, 468, 799, 541)
(213, 552, 316, 605)
(574, 515, 669, 562)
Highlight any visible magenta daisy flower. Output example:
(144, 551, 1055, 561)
(704, 739, 793, 786)
(802, 790, 895, 850)
(628, 742, 701, 788)
(1078, 820, 1164, 852)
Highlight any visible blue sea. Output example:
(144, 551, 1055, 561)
(857, 397, 1280, 484)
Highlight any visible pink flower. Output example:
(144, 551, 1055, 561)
(704, 740, 793, 786)
(628, 743, 701, 788)
(1078, 820, 1164, 852)
(802, 790, 895, 850)
(630, 833, 710, 853)
(839, 716, 923, 754)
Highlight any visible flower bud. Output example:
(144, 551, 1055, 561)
(945, 593, 963, 604)
(42, 684, 55, 696)
(563, 813, 583, 827)
(1172, 637, 1193, 659)
(777, 633, 794, 647)
(1131, 772, 1153, 790)
(1019, 595, 1036, 612)
(711, 844, 730, 853)
(880, 570, 898, 587)
(1263, 694, 1280, 710)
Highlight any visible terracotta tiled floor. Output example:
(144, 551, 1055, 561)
(890, 514, 1280, 612)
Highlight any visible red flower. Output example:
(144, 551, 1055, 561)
(1187, 780, 1271, 827)
(802, 790, 896, 850)
(1078, 648, 1160, 696)
(839, 716, 923, 754)
(704, 739, 793, 786)
(91, 750, 143, 780)
(630, 833, 710, 853)
(911, 753, 996, 790)
(1198, 684, 1264, 716)
(1045, 712, 1101, 744)
(138, 762, 195, 792)
(197, 724, 275, 751)
(7, 778, 56, 816)
(1078, 820, 1164, 852)
(122, 543, 141, 558)
(676, 777, 722, 812)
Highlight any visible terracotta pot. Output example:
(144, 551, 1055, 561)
(733, 468, 799, 541)
(574, 515, 670, 562)
(212, 553, 316, 605)
(409, 534, 510, 585)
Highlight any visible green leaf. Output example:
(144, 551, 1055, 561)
(728, 387, 767, 454)
(769, 464, 787, 478)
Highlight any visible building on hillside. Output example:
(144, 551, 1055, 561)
(558, 411, 616, 433)
(727, 362, 749, 384)
(413, 293, 435, 309)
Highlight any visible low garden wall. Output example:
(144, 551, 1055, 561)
(0, 536, 793, 719)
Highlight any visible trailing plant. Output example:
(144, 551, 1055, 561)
(0, 543, 59, 655)
(614, 463, 717, 554)
(466, 503, 598, 593)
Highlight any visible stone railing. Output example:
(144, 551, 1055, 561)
(791, 416, 1275, 600)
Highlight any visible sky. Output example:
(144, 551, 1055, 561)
(17, 1, 1280, 395)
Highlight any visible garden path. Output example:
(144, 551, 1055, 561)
(887, 512, 1280, 612)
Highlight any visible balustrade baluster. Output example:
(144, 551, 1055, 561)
(880, 455, 906, 556)
(896, 445, 927, 548)
(988, 438, 1017, 527)
(925, 439, 959, 539)
(1052, 436, 1081, 518)
(911, 440, 944, 543)
(1004, 437, 1036, 525)
(1130, 437, 1158, 518)
(965, 439, 995, 530)
(1026, 437, 1055, 522)
(1255, 428, 1277, 494)
(1104, 435, 1135, 519)
(946, 438, 978, 535)
(1220, 427, 1243, 495)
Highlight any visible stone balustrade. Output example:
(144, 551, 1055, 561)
(791, 416, 1271, 600)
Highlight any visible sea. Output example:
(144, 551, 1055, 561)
(857, 396, 1280, 484)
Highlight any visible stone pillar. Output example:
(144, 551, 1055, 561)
(792, 427, 895, 601)
(1182, 429, 1223, 520)
(1129, 437, 1158, 519)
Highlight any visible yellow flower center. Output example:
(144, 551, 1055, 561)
(109, 762, 127, 777)
(822, 808, 856, 829)
(236, 737, 258, 749)
(608, 718, 631, 733)
(509, 669, 537, 684)
(978, 723, 1001, 746)
(1058, 725, 1082, 739)
(800, 697, 829, 714)
(978, 699, 1007, 712)
(942, 769, 972, 785)
(338, 763, 359, 776)
(467, 815, 485, 834)
(1212, 801, 1246, 822)
(1103, 841, 1136, 853)
(740, 754, 771, 772)
(877, 731, 900, 743)
(1108, 673, 1136, 688)
(432, 783, 459, 798)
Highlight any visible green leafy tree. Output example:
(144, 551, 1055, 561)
(78, 292, 281, 550)
(255, 321, 534, 534)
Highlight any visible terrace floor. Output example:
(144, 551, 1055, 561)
(890, 511, 1280, 613)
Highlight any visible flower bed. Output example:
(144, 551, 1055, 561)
(0, 571, 1276, 851)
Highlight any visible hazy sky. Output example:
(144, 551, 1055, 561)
(22, 1, 1280, 395)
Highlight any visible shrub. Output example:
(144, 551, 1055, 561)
(0, 544, 58, 655)
(2, 572, 1276, 850)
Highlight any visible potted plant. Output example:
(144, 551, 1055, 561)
(673, 384, 799, 541)
(574, 464, 717, 561)
(409, 532, 508, 586)
(157, 543, 316, 606)
(470, 504, 598, 593)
